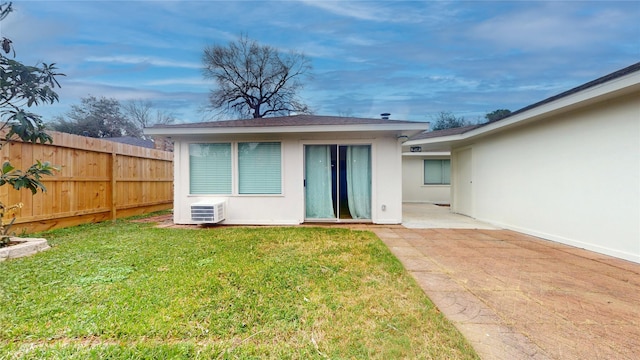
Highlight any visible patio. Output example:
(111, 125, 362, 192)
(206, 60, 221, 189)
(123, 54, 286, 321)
(375, 203, 640, 359)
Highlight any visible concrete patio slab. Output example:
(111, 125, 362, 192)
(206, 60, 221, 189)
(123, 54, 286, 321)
(402, 203, 499, 229)
(374, 225, 640, 360)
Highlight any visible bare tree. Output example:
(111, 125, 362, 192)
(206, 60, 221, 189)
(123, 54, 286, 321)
(202, 35, 312, 119)
(123, 99, 175, 135)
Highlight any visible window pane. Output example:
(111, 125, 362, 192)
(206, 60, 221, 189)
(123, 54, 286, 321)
(424, 160, 443, 184)
(239, 142, 281, 194)
(424, 159, 450, 185)
(442, 160, 451, 184)
(189, 143, 232, 194)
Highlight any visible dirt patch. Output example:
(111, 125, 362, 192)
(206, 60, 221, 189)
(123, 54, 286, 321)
(131, 214, 173, 224)
(2, 240, 25, 248)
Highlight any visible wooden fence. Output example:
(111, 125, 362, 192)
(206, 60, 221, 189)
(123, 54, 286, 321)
(0, 131, 173, 234)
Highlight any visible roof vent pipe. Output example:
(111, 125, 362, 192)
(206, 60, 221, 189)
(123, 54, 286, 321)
(380, 113, 391, 120)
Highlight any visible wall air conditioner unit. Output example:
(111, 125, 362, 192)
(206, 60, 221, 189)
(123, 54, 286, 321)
(190, 200, 226, 224)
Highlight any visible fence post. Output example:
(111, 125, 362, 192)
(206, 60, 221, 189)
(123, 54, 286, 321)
(111, 150, 117, 221)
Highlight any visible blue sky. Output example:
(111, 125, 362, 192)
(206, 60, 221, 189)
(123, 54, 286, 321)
(4, 0, 639, 124)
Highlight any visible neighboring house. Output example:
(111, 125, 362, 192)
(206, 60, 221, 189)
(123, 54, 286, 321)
(103, 136, 155, 149)
(145, 115, 427, 225)
(404, 62, 640, 263)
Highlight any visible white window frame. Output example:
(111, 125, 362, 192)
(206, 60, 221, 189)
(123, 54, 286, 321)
(188, 141, 283, 196)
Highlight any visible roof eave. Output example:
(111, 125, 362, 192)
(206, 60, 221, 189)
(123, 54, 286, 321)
(144, 123, 428, 136)
(404, 69, 640, 148)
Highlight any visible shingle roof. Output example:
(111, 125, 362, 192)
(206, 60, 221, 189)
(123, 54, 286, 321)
(147, 114, 425, 129)
(408, 124, 484, 141)
(103, 136, 155, 149)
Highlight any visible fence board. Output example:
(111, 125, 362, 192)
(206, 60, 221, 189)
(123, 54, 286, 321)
(0, 131, 173, 234)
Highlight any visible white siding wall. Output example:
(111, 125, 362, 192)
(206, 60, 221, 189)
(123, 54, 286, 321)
(402, 156, 451, 204)
(452, 92, 640, 262)
(173, 134, 404, 225)
(373, 137, 404, 223)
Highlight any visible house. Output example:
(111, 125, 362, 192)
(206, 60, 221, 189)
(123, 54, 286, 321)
(401, 125, 484, 205)
(144, 115, 428, 225)
(401, 150, 451, 204)
(103, 136, 155, 149)
(404, 62, 640, 263)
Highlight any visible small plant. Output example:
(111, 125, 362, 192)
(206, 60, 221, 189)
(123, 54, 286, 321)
(0, 160, 58, 247)
(0, 202, 22, 247)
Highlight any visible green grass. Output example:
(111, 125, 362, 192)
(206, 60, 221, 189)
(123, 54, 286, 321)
(0, 217, 478, 359)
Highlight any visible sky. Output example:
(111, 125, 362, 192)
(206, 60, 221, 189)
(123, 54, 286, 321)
(3, 0, 639, 124)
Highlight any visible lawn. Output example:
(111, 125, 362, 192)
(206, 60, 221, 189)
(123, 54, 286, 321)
(0, 216, 478, 359)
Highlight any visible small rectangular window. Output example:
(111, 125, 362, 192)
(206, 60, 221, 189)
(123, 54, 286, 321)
(424, 159, 451, 185)
(238, 142, 282, 194)
(189, 143, 232, 194)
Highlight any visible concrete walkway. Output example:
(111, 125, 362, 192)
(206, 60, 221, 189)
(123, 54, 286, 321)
(373, 204, 640, 359)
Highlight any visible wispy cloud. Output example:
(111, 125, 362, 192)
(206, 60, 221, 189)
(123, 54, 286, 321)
(297, 0, 392, 22)
(13, 1, 639, 123)
(85, 56, 201, 69)
(297, 0, 427, 23)
(146, 77, 209, 87)
(470, 3, 635, 52)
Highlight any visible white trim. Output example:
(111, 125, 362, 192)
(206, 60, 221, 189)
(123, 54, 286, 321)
(187, 140, 284, 197)
(301, 142, 374, 223)
(402, 151, 450, 157)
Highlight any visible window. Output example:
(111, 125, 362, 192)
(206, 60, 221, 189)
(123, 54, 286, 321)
(424, 159, 450, 185)
(189, 143, 232, 194)
(189, 142, 282, 195)
(238, 142, 282, 194)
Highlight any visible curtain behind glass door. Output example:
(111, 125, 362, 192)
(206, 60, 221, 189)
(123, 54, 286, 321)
(305, 145, 335, 218)
(346, 145, 371, 219)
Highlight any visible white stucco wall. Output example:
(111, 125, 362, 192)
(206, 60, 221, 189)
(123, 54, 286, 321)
(172, 134, 404, 225)
(402, 156, 451, 204)
(452, 92, 640, 262)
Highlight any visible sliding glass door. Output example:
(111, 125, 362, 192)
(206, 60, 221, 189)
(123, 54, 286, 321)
(304, 145, 335, 218)
(304, 144, 371, 221)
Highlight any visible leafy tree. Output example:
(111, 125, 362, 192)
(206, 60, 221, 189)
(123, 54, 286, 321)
(0, 2, 62, 245)
(430, 111, 469, 131)
(202, 35, 312, 118)
(485, 109, 511, 122)
(51, 95, 140, 138)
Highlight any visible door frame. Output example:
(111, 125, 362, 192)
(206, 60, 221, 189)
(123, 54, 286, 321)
(302, 141, 373, 223)
(452, 147, 473, 216)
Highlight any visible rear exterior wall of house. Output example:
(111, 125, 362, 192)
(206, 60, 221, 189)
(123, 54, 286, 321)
(172, 133, 404, 225)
